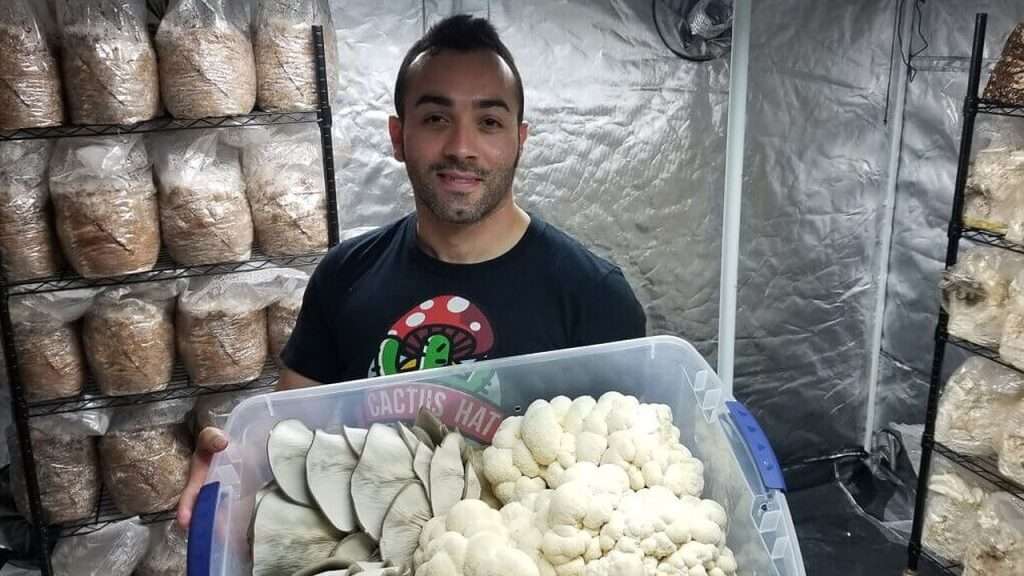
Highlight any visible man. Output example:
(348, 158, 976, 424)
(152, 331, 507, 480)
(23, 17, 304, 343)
(176, 14, 645, 528)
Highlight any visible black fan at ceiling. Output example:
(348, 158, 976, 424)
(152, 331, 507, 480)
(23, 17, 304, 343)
(653, 0, 733, 62)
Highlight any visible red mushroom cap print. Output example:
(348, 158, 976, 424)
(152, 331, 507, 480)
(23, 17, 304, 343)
(388, 296, 494, 362)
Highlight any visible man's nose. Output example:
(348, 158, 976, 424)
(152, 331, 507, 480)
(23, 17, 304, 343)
(442, 119, 478, 161)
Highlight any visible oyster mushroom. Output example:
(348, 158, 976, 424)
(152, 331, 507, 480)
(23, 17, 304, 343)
(413, 443, 432, 498)
(429, 433, 465, 517)
(306, 429, 360, 532)
(253, 490, 342, 576)
(380, 483, 431, 570)
(350, 423, 417, 540)
(269, 419, 315, 506)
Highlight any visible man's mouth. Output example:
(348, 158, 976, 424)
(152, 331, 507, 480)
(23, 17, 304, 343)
(436, 171, 484, 190)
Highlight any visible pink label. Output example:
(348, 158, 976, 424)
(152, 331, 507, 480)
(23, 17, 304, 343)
(359, 383, 505, 443)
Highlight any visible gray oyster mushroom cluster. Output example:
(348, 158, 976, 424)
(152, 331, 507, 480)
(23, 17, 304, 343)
(254, 407, 486, 576)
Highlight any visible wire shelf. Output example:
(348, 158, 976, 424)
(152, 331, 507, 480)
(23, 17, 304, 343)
(920, 546, 962, 575)
(53, 489, 176, 539)
(2, 250, 325, 295)
(943, 334, 1023, 375)
(933, 442, 1024, 502)
(27, 360, 279, 417)
(0, 110, 320, 142)
(975, 98, 1024, 119)
(960, 226, 1024, 256)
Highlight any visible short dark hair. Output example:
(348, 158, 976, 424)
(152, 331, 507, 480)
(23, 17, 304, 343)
(394, 14, 524, 123)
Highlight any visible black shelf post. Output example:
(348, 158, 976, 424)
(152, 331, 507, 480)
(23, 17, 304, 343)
(905, 13, 987, 574)
(314, 25, 341, 248)
(0, 292, 53, 574)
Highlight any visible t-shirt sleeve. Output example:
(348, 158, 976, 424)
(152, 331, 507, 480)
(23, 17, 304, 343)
(575, 267, 647, 346)
(280, 264, 343, 383)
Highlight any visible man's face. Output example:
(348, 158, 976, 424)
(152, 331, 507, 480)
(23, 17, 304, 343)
(389, 50, 527, 225)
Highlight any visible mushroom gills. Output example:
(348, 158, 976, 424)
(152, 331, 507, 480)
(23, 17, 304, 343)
(268, 419, 316, 506)
(350, 423, 418, 541)
(343, 426, 368, 456)
(411, 426, 434, 450)
(414, 407, 448, 447)
(379, 482, 431, 570)
(463, 459, 481, 500)
(396, 423, 420, 455)
(253, 490, 343, 576)
(413, 442, 432, 498)
(306, 429, 360, 532)
(429, 433, 465, 517)
(332, 532, 377, 564)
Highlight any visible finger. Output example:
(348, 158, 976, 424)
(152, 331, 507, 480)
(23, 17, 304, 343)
(176, 448, 212, 529)
(176, 430, 227, 529)
(196, 426, 228, 453)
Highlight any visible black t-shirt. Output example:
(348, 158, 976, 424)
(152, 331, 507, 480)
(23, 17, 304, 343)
(281, 212, 646, 399)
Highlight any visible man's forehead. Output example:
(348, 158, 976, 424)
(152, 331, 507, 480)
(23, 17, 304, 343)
(406, 49, 517, 101)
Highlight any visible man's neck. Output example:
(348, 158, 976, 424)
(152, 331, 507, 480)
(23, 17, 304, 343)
(415, 199, 531, 264)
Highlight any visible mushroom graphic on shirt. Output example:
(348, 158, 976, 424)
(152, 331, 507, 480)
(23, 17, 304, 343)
(374, 295, 495, 377)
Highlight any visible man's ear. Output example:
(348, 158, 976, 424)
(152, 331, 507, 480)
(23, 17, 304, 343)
(518, 122, 529, 147)
(388, 116, 405, 162)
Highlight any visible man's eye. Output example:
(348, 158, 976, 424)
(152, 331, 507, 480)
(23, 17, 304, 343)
(424, 115, 447, 125)
(482, 118, 503, 129)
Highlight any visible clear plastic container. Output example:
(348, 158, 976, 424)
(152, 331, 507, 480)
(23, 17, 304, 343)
(186, 336, 805, 576)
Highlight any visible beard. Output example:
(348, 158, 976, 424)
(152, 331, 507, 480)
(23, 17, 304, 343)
(408, 150, 520, 225)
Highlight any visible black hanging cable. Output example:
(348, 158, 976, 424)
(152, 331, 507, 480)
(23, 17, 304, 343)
(897, 0, 930, 83)
(883, 0, 929, 124)
(883, 0, 902, 124)
(653, 0, 691, 61)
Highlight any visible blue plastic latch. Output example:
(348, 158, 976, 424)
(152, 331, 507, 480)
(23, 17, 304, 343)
(187, 481, 220, 576)
(726, 401, 786, 492)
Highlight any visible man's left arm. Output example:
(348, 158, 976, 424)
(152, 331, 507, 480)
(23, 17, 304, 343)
(575, 268, 647, 345)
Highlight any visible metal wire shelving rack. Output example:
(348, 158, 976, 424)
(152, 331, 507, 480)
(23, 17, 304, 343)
(0, 26, 339, 575)
(905, 13, 1024, 576)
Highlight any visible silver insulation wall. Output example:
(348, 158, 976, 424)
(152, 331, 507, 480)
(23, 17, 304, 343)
(735, 0, 894, 462)
(874, 1, 1024, 442)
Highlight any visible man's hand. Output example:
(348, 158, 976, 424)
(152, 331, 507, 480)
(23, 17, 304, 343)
(176, 369, 318, 529)
(176, 426, 228, 529)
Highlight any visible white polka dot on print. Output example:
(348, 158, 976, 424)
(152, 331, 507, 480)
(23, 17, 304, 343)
(388, 330, 398, 336)
(406, 312, 426, 327)
(447, 296, 470, 313)
(420, 299, 435, 310)
(470, 322, 481, 332)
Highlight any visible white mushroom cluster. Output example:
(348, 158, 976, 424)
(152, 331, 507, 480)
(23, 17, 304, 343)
(413, 499, 539, 576)
(482, 393, 705, 503)
(415, 394, 738, 576)
(454, 462, 736, 576)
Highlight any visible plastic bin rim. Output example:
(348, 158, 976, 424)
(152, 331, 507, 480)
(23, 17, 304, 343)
(227, 334, 706, 423)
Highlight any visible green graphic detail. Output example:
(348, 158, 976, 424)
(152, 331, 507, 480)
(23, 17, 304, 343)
(377, 337, 402, 376)
(378, 334, 453, 376)
(418, 334, 452, 370)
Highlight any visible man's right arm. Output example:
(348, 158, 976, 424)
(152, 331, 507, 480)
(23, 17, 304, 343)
(277, 368, 321, 391)
(278, 258, 344, 384)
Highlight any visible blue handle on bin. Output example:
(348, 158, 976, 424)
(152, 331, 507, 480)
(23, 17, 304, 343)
(726, 401, 786, 491)
(186, 481, 220, 576)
